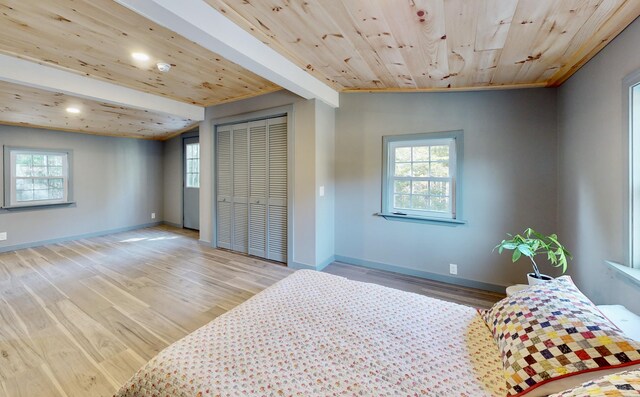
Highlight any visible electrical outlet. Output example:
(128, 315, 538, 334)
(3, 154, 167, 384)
(449, 263, 458, 275)
(0, 232, 6, 241)
(151, 212, 156, 219)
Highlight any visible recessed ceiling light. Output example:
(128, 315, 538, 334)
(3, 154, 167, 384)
(131, 52, 150, 61)
(156, 62, 171, 73)
(66, 107, 80, 114)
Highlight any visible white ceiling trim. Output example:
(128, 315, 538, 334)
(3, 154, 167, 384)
(115, 0, 340, 108)
(0, 54, 204, 121)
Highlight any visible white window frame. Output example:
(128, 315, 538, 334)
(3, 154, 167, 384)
(626, 70, 640, 269)
(381, 130, 464, 224)
(185, 142, 200, 188)
(3, 146, 73, 209)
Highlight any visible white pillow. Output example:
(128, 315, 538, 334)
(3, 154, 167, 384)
(597, 305, 640, 341)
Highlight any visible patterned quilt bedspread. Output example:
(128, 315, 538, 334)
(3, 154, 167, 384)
(115, 270, 504, 396)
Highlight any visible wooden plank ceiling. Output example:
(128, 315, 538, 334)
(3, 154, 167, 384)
(207, 0, 640, 91)
(0, 0, 639, 138)
(0, 0, 281, 138)
(0, 81, 197, 139)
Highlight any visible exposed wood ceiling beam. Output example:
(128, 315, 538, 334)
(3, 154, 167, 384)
(115, 0, 340, 108)
(0, 54, 204, 121)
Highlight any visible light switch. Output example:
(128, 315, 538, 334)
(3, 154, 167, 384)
(319, 186, 325, 197)
(0, 232, 6, 241)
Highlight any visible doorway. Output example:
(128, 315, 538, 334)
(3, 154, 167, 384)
(183, 136, 200, 230)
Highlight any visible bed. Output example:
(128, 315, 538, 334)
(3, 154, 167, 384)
(115, 270, 505, 396)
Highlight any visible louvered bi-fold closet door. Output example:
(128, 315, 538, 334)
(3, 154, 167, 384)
(232, 123, 249, 253)
(216, 125, 232, 249)
(267, 117, 287, 262)
(248, 120, 267, 258)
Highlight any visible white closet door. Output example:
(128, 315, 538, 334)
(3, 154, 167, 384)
(248, 120, 268, 258)
(232, 123, 249, 253)
(216, 126, 232, 249)
(267, 117, 288, 262)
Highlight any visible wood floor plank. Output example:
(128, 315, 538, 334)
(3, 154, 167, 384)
(29, 325, 115, 396)
(2, 364, 66, 397)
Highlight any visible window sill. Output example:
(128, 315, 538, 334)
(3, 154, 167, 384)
(375, 212, 467, 226)
(1, 201, 76, 212)
(606, 261, 640, 287)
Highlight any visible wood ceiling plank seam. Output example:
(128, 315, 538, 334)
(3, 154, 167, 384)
(473, 49, 502, 86)
(512, 0, 602, 84)
(315, 0, 401, 88)
(337, 0, 420, 88)
(205, 0, 344, 89)
(489, 0, 551, 85)
(0, 0, 280, 106)
(474, 0, 519, 51)
(442, 0, 481, 87)
(227, 0, 373, 88)
(340, 81, 547, 93)
(376, 0, 450, 88)
(546, 0, 640, 86)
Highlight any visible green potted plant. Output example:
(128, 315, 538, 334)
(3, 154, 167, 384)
(495, 228, 572, 285)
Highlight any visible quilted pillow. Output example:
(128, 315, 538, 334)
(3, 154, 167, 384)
(550, 369, 640, 396)
(481, 276, 640, 397)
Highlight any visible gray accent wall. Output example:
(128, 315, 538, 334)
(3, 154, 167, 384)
(558, 18, 640, 313)
(163, 134, 183, 227)
(334, 90, 558, 288)
(0, 126, 163, 250)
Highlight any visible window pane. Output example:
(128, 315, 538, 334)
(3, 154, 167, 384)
(193, 144, 199, 158)
(412, 195, 429, 209)
(34, 179, 48, 190)
(394, 163, 411, 177)
(394, 194, 411, 209)
(16, 190, 33, 202)
(430, 161, 449, 177)
(430, 181, 449, 196)
(394, 180, 410, 194)
(32, 155, 45, 166)
(395, 147, 411, 162)
(192, 159, 199, 173)
(16, 178, 33, 191)
(413, 163, 429, 177)
(16, 154, 31, 166)
(430, 196, 450, 212)
(186, 159, 194, 173)
(47, 155, 63, 166)
(413, 146, 429, 161)
(431, 145, 449, 161)
(49, 188, 64, 199)
(412, 181, 428, 194)
(34, 189, 49, 200)
(48, 179, 63, 189)
(32, 166, 46, 177)
(16, 164, 30, 177)
(48, 166, 63, 177)
(194, 174, 200, 188)
(187, 144, 193, 158)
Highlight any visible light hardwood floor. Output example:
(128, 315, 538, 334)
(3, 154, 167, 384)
(0, 226, 503, 397)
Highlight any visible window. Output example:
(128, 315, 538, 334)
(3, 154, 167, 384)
(3, 147, 73, 208)
(381, 130, 463, 223)
(185, 142, 200, 188)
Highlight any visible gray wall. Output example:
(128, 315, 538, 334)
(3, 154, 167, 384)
(558, 18, 640, 313)
(315, 100, 336, 266)
(163, 134, 183, 227)
(335, 90, 558, 288)
(0, 126, 163, 250)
